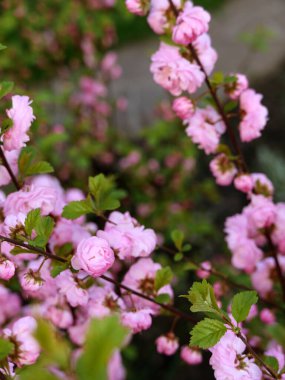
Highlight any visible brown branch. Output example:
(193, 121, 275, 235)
(0, 234, 196, 323)
(0, 146, 20, 190)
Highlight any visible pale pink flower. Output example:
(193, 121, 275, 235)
(20, 269, 44, 292)
(71, 236, 115, 278)
(245, 195, 276, 229)
(56, 270, 89, 307)
(239, 89, 268, 142)
(50, 219, 91, 250)
(265, 342, 285, 373)
(186, 106, 226, 154)
(272, 203, 285, 254)
(246, 304, 258, 321)
(251, 173, 274, 197)
(0, 285, 21, 325)
(192, 33, 217, 75)
(108, 350, 126, 380)
(226, 73, 249, 100)
(172, 97, 195, 120)
(3, 316, 40, 367)
(120, 309, 152, 333)
(173, 2, 210, 45)
(147, 0, 181, 34)
(210, 154, 237, 186)
(3, 95, 35, 151)
(155, 334, 179, 355)
(125, 0, 149, 15)
(209, 331, 262, 380)
(196, 261, 212, 279)
(150, 43, 204, 96)
(97, 211, 157, 260)
(180, 346, 202, 365)
(45, 304, 73, 329)
(4, 184, 57, 217)
(122, 258, 173, 313)
(87, 285, 125, 319)
(234, 174, 254, 193)
(260, 308, 276, 325)
(0, 257, 15, 280)
(251, 257, 285, 297)
(101, 52, 122, 80)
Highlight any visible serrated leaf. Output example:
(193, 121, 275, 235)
(25, 161, 54, 176)
(171, 230, 184, 251)
(0, 81, 14, 99)
(154, 293, 171, 304)
(25, 208, 41, 236)
(0, 337, 14, 360)
(231, 291, 258, 323)
(18, 147, 53, 179)
(190, 318, 227, 349)
(186, 280, 220, 315)
(50, 262, 69, 278)
(263, 356, 279, 373)
(62, 198, 94, 219)
(154, 267, 173, 291)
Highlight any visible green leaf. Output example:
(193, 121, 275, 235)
(10, 246, 37, 255)
(88, 174, 125, 213)
(154, 293, 171, 304)
(0, 44, 7, 51)
(18, 147, 53, 179)
(190, 318, 227, 349)
(224, 100, 238, 113)
(0, 118, 13, 135)
(18, 365, 59, 380)
(50, 261, 69, 278)
(62, 197, 94, 219)
(0, 81, 14, 99)
(0, 337, 14, 360)
(154, 267, 173, 291)
(186, 280, 220, 315)
(171, 230, 184, 251)
(211, 71, 224, 85)
(25, 208, 41, 236)
(231, 291, 258, 323)
(263, 356, 279, 373)
(76, 316, 128, 380)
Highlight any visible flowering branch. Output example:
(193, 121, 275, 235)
(0, 146, 20, 190)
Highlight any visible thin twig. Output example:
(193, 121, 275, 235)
(0, 146, 20, 190)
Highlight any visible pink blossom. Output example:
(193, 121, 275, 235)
(245, 195, 276, 229)
(234, 174, 253, 193)
(97, 211, 157, 260)
(210, 154, 237, 186)
(3, 95, 35, 151)
(196, 261, 212, 279)
(120, 309, 152, 333)
(56, 270, 89, 307)
(172, 97, 195, 120)
(150, 43, 204, 96)
(246, 304, 258, 321)
(122, 258, 173, 313)
(147, 0, 181, 34)
(0, 149, 19, 187)
(260, 308, 276, 325)
(192, 33, 217, 75)
(0, 257, 15, 280)
(226, 73, 249, 100)
(172, 2, 210, 45)
(209, 331, 262, 380)
(125, 0, 149, 15)
(20, 269, 44, 292)
(155, 334, 179, 355)
(87, 285, 125, 318)
(3, 316, 40, 367)
(251, 173, 274, 197)
(4, 184, 57, 217)
(101, 52, 122, 80)
(45, 303, 73, 329)
(180, 346, 202, 365)
(265, 342, 284, 373)
(71, 236, 115, 277)
(186, 106, 226, 154)
(239, 89, 268, 142)
(108, 350, 126, 380)
(0, 285, 21, 325)
(50, 219, 91, 251)
(272, 203, 285, 254)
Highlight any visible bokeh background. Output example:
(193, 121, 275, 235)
(1, 0, 285, 378)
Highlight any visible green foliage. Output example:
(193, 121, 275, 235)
(24, 208, 55, 248)
(154, 267, 173, 291)
(185, 280, 220, 316)
(231, 291, 258, 323)
(0, 337, 14, 360)
(0, 81, 13, 99)
(62, 197, 93, 220)
(154, 293, 172, 304)
(190, 318, 227, 349)
(263, 356, 279, 373)
(171, 230, 184, 251)
(18, 147, 53, 180)
(88, 174, 125, 213)
(50, 261, 70, 278)
(76, 316, 128, 380)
